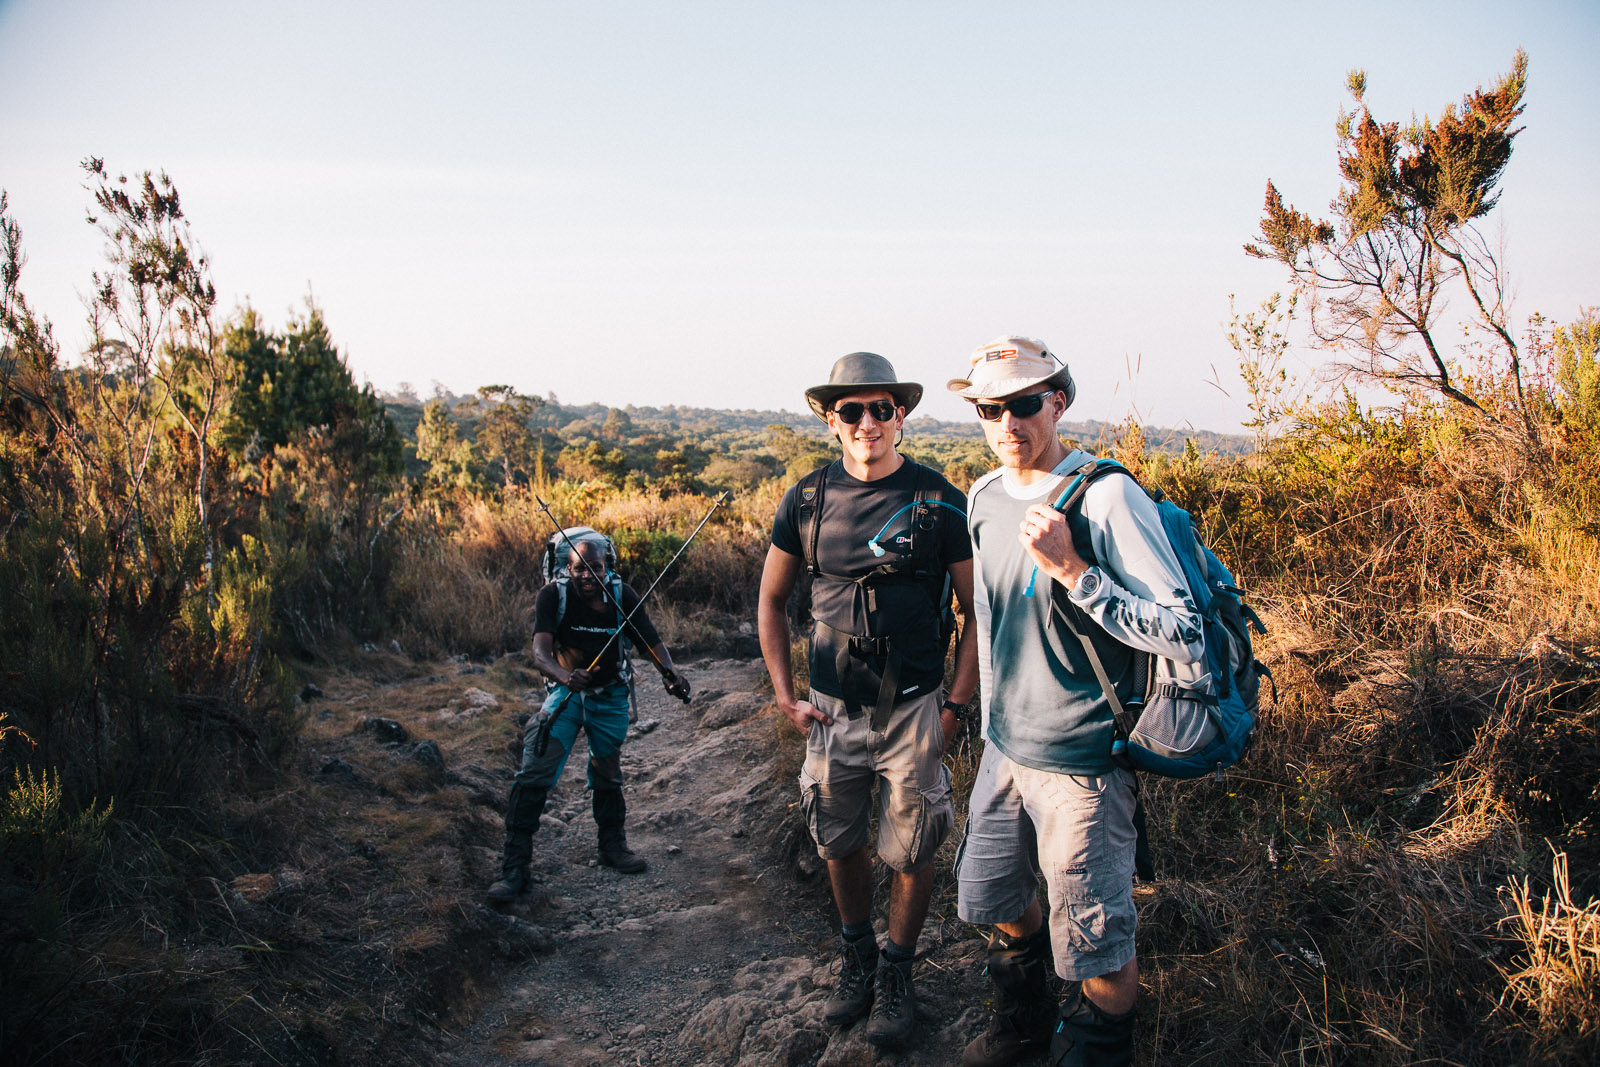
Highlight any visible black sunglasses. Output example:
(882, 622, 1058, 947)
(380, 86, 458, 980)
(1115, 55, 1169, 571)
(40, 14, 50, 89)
(833, 399, 899, 424)
(974, 391, 1056, 422)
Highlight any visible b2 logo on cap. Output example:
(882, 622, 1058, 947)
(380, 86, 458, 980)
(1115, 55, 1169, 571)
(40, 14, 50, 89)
(983, 349, 1018, 362)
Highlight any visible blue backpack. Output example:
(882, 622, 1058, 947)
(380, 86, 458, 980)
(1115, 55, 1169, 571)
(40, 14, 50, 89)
(1047, 460, 1268, 780)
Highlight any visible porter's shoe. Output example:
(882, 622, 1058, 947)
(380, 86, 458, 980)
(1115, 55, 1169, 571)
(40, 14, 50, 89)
(593, 788, 649, 874)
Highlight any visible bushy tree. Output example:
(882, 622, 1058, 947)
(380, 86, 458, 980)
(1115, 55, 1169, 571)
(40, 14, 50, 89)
(220, 302, 398, 467)
(415, 398, 476, 489)
(459, 384, 541, 486)
(1246, 52, 1534, 440)
(1552, 310, 1600, 442)
(765, 423, 832, 479)
(2, 165, 287, 804)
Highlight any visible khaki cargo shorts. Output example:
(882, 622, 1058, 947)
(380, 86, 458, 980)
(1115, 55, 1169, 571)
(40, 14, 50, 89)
(797, 690, 953, 873)
(956, 744, 1138, 981)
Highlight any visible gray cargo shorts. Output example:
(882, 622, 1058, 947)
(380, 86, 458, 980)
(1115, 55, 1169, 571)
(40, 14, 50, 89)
(797, 690, 953, 873)
(956, 744, 1138, 981)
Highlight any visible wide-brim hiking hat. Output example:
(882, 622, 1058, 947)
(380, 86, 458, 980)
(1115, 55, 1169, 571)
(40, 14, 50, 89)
(947, 334, 1077, 406)
(804, 352, 923, 422)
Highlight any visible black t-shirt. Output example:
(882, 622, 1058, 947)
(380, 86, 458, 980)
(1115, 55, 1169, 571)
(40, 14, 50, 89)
(770, 459, 971, 703)
(533, 580, 662, 688)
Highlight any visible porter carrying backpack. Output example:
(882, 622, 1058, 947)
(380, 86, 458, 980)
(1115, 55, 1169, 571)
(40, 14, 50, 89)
(1047, 460, 1268, 779)
(538, 526, 636, 710)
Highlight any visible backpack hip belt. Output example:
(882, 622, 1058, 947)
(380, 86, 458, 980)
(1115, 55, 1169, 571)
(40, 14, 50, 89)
(814, 620, 905, 733)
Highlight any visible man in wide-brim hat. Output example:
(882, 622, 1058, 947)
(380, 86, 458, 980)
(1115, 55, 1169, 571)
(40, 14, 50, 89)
(948, 334, 1203, 1067)
(758, 352, 978, 1050)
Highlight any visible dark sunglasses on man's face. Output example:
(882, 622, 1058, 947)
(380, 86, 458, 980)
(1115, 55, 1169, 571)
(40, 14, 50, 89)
(833, 399, 899, 424)
(974, 390, 1055, 422)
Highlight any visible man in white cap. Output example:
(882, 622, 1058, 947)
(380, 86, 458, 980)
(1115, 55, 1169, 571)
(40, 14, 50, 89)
(758, 352, 979, 1049)
(949, 336, 1203, 1067)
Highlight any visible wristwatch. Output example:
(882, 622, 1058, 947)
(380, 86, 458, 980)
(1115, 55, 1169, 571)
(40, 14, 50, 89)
(942, 698, 972, 720)
(1074, 569, 1102, 598)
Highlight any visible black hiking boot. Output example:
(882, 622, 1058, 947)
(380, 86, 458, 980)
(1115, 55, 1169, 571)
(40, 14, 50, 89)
(865, 955, 917, 1048)
(486, 826, 535, 902)
(593, 788, 648, 874)
(1046, 989, 1135, 1067)
(486, 784, 547, 903)
(963, 929, 1058, 1067)
(823, 933, 879, 1026)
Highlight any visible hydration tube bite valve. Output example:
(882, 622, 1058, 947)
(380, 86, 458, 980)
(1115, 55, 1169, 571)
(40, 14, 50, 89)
(866, 500, 968, 557)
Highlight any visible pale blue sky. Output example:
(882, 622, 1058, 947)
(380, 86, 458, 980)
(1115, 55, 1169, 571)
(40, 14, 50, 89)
(2, 1, 1595, 431)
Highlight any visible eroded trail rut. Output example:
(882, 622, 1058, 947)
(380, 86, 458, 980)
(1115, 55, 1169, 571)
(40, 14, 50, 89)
(435, 658, 988, 1067)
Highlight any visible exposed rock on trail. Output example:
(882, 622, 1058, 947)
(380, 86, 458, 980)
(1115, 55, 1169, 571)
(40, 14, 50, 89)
(423, 657, 991, 1067)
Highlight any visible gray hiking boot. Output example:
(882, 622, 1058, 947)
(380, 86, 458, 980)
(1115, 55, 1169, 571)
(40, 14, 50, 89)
(865, 956, 917, 1048)
(598, 843, 648, 874)
(823, 934, 879, 1026)
(484, 870, 526, 902)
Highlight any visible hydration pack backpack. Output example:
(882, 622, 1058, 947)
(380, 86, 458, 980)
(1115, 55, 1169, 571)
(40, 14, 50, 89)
(794, 461, 962, 657)
(538, 526, 635, 707)
(1049, 460, 1269, 780)
(793, 460, 966, 728)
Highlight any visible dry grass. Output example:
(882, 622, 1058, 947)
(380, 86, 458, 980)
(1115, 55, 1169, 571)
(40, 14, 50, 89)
(1118, 400, 1600, 1065)
(0, 650, 550, 1067)
(1498, 850, 1600, 1059)
(389, 486, 768, 659)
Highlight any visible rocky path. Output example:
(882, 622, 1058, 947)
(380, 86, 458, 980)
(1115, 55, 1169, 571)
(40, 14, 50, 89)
(434, 658, 991, 1067)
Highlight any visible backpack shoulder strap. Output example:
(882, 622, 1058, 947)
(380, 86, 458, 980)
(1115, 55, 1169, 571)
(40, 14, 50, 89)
(1046, 458, 1148, 752)
(795, 463, 830, 578)
(553, 576, 569, 630)
(910, 461, 940, 571)
(1050, 457, 1137, 515)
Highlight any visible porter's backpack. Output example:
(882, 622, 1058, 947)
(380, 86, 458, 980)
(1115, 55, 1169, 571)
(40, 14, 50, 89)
(538, 526, 635, 707)
(1047, 460, 1268, 779)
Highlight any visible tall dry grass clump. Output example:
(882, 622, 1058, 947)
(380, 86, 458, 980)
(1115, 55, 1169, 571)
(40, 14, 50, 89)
(390, 483, 771, 658)
(1124, 359, 1600, 1064)
(1499, 850, 1600, 1060)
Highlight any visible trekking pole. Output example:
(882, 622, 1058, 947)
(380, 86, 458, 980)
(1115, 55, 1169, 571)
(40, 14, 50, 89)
(528, 493, 726, 753)
(615, 491, 730, 634)
(531, 496, 678, 680)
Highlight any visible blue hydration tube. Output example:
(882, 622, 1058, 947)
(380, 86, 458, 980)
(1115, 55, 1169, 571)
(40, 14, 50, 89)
(867, 500, 968, 557)
(1023, 470, 1093, 597)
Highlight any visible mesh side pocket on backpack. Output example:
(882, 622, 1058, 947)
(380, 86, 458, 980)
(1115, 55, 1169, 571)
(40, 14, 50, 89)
(1129, 683, 1219, 761)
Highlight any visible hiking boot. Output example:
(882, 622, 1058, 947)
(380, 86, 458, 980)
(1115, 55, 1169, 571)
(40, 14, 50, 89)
(485, 831, 534, 903)
(1046, 989, 1135, 1067)
(593, 788, 648, 874)
(823, 934, 879, 1026)
(865, 956, 917, 1048)
(486, 784, 548, 903)
(598, 844, 648, 873)
(963, 929, 1057, 1067)
(485, 866, 528, 902)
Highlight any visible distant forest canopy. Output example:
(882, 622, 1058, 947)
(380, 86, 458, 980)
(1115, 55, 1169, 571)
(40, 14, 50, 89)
(379, 386, 1253, 494)
(388, 385, 1254, 449)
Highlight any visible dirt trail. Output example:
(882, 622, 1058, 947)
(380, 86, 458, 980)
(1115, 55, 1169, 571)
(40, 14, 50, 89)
(429, 657, 990, 1067)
